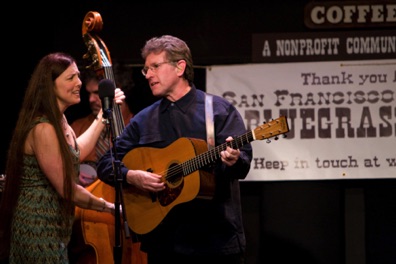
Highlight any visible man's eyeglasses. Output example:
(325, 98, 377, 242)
(141, 61, 174, 76)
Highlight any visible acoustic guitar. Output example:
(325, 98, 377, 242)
(122, 115, 289, 235)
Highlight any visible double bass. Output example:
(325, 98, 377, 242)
(70, 11, 147, 264)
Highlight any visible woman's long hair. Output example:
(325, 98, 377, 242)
(0, 52, 77, 259)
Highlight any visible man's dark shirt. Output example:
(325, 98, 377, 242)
(97, 85, 253, 256)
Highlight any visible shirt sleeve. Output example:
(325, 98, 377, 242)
(213, 96, 253, 180)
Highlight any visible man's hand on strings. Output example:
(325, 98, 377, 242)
(220, 136, 240, 166)
(126, 169, 166, 192)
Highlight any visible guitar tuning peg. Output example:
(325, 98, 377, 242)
(274, 136, 279, 140)
(283, 134, 287, 138)
(266, 139, 271, 143)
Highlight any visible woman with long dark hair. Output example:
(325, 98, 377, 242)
(0, 52, 124, 263)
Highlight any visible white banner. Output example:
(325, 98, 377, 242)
(206, 59, 396, 181)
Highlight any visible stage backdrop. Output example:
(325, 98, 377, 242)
(206, 59, 395, 181)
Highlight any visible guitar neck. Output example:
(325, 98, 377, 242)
(179, 116, 289, 176)
(181, 130, 254, 176)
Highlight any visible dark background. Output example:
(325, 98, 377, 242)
(2, 2, 396, 264)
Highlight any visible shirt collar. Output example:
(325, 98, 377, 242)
(159, 85, 197, 113)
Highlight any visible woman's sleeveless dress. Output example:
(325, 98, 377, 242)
(9, 117, 80, 263)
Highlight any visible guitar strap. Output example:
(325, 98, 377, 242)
(205, 94, 215, 150)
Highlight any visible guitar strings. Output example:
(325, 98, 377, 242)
(161, 117, 289, 182)
(161, 130, 255, 182)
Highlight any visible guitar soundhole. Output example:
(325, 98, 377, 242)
(158, 163, 183, 206)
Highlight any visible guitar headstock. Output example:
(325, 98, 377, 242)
(253, 116, 289, 141)
(82, 11, 112, 74)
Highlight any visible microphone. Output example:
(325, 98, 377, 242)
(98, 79, 115, 119)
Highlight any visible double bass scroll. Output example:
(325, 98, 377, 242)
(82, 11, 124, 137)
(71, 10, 148, 264)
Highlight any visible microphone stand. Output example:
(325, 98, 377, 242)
(104, 108, 130, 264)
